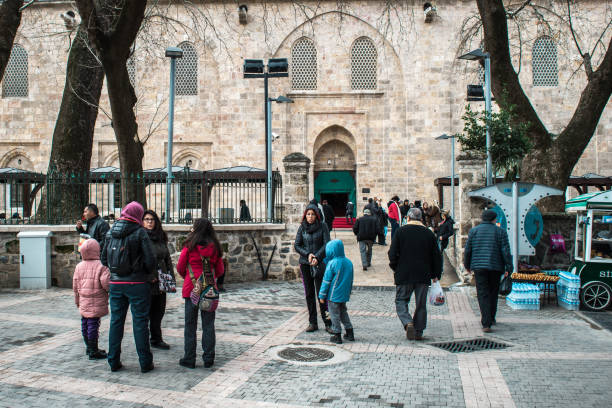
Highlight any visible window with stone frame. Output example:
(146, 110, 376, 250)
(1, 44, 28, 98)
(176, 42, 198, 95)
(291, 38, 317, 90)
(532, 36, 558, 87)
(351, 37, 377, 90)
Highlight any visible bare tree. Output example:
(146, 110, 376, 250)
(0, 0, 24, 83)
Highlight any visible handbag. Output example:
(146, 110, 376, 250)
(158, 268, 176, 293)
(499, 274, 512, 296)
(188, 255, 219, 312)
(310, 263, 324, 280)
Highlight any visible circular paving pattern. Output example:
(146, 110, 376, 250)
(278, 346, 335, 362)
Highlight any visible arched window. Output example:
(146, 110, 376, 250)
(176, 42, 198, 95)
(291, 38, 317, 90)
(127, 57, 136, 88)
(532, 36, 558, 87)
(351, 37, 377, 90)
(2, 44, 28, 98)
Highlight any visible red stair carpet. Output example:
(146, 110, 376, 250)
(332, 218, 354, 230)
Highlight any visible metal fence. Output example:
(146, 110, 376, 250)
(0, 167, 283, 225)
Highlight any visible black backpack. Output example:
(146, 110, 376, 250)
(106, 235, 132, 276)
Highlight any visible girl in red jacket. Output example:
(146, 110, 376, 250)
(73, 238, 110, 360)
(176, 218, 224, 369)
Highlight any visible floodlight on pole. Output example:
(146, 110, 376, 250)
(164, 46, 183, 223)
(244, 58, 289, 222)
(435, 134, 456, 219)
(458, 48, 493, 186)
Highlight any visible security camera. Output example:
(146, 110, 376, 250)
(271, 132, 280, 141)
(423, 2, 437, 23)
(238, 5, 248, 25)
(60, 10, 77, 30)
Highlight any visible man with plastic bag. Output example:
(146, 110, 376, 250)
(463, 209, 513, 333)
(388, 208, 442, 341)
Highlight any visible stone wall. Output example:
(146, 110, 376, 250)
(0, 224, 293, 289)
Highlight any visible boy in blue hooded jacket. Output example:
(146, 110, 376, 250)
(319, 239, 354, 344)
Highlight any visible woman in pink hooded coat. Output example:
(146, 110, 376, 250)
(73, 238, 110, 360)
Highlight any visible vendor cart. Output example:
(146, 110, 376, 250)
(565, 191, 612, 311)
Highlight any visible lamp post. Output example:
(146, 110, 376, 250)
(165, 46, 183, 223)
(458, 48, 492, 186)
(435, 134, 456, 219)
(243, 58, 289, 222)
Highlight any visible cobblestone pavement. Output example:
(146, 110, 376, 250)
(1, 282, 612, 407)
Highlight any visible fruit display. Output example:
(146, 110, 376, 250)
(511, 272, 560, 283)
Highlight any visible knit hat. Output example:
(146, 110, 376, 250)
(120, 201, 144, 226)
(364, 209, 371, 215)
(482, 209, 497, 222)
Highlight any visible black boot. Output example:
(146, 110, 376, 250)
(344, 328, 355, 342)
(88, 338, 108, 360)
(330, 333, 342, 344)
(83, 335, 91, 356)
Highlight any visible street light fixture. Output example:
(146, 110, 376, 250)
(458, 48, 493, 186)
(435, 134, 456, 219)
(243, 58, 289, 222)
(164, 46, 183, 223)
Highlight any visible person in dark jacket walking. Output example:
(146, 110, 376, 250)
(239, 200, 252, 222)
(294, 203, 332, 332)
(345, 201, 354, 224)
(142, 210, 174, 350)
(322, 200, 335, 232)
(437, 210, 455, 251)
(400, 199, 410, 223)
(101, 201, 156, 373)
(375, 200, 388, 245)
(76, 203, 110, 248)
(352, 208, 380, 270)
(463, 209, 513, 333)
(388, 208, 442, 341)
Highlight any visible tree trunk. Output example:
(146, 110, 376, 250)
(477, 0, 612, 210)
(41, 25, 104, 223)
(0, 0, 23, 83)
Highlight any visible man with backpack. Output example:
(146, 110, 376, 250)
(101, 201, 156, 373)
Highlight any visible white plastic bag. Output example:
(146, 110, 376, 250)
(428, 281, 445, 306)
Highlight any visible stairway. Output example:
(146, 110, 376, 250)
(332, 217, 354, 230)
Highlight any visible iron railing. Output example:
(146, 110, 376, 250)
(0, 167, 283, 225)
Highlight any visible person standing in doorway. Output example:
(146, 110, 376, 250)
(352, 208, 379, 271)
(388, 208, 441, 341)
(463, 209, 513, 333)
(76, 204, 110, 248)
(322, 199, 335, 233)
(388, 196, 401, 239)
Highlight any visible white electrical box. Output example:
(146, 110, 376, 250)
(17, 231, 53, 289)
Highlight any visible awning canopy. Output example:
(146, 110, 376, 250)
(565, 191, 612, 211)
(0, 167, 45, 182)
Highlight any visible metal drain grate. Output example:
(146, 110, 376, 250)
(278, 347, 334, 362)
(430, 338, 510, 353)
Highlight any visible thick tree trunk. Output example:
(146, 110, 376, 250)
(476, 0, 612, 210)
(41, 25, 104, 223)
(0, 0, 23, 82)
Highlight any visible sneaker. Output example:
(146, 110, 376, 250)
(141, 362, 155, 373)
(179, 358, 196, 369)
(405, 323, 416, 340)
(415, 333, 424, 341)
(305, 324, 318, 332)
(110, 362, 123, 372)
(329, 333, 342, 344)
(151, 340, 170, 350)
(483, 327, 493, 333)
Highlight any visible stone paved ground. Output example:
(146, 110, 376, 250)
(0, 282, 611, 408)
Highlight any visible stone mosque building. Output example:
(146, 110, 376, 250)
(0, 0, 611, 218)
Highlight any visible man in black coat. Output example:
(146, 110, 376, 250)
(321, 200, 335, 232)
(388, 208, 442, 340)
(76, 203, 110, 248)
(352, 208, 380, 271)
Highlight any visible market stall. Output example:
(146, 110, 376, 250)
(565, 191, 612, 311)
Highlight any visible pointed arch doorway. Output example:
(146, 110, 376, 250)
(313, 128, 357, 217)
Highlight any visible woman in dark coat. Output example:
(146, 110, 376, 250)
(143, 210, 174, 349)
(294, 203, 332, 332)
(437, 210, 455, 251)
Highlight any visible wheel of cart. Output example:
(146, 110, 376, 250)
(565, 191, 612, 311)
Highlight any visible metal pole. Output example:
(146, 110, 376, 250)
(450, 136, 455, 219)
(266, 98, 273, 222)
(166, 57, 177, 223)
(512, 181, 519, 275)
(484, 54, 493, 186)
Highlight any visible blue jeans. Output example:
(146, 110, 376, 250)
(390, 219, 400, 239)
(328, 301, 353, 334)
(108, 283, 153, 369)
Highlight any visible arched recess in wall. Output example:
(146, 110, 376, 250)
(103, 152, 120, 168)
(174, 150, 203, 170)
(313, 124, 357, 162)
(1, 149, 32, 169)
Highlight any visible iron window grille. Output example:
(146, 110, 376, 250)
(2, 44, 28, 98)
(176, 42, 198, 95)
(127, 57, 136, 88)
(532, 36, 558, 87)
(351, 37, 377, 90)
(291, 38, 317, 90)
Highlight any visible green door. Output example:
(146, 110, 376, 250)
(314, 171, 356, 216)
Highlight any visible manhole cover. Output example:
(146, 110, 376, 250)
(430, 338, 510, 353)
(278, 346, 335, 362)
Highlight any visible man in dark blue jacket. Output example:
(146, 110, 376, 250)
(463, 209, 513, 333)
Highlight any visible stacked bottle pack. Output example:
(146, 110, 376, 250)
(556, 271, 581, 310)
(506, 283, 541, 310)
